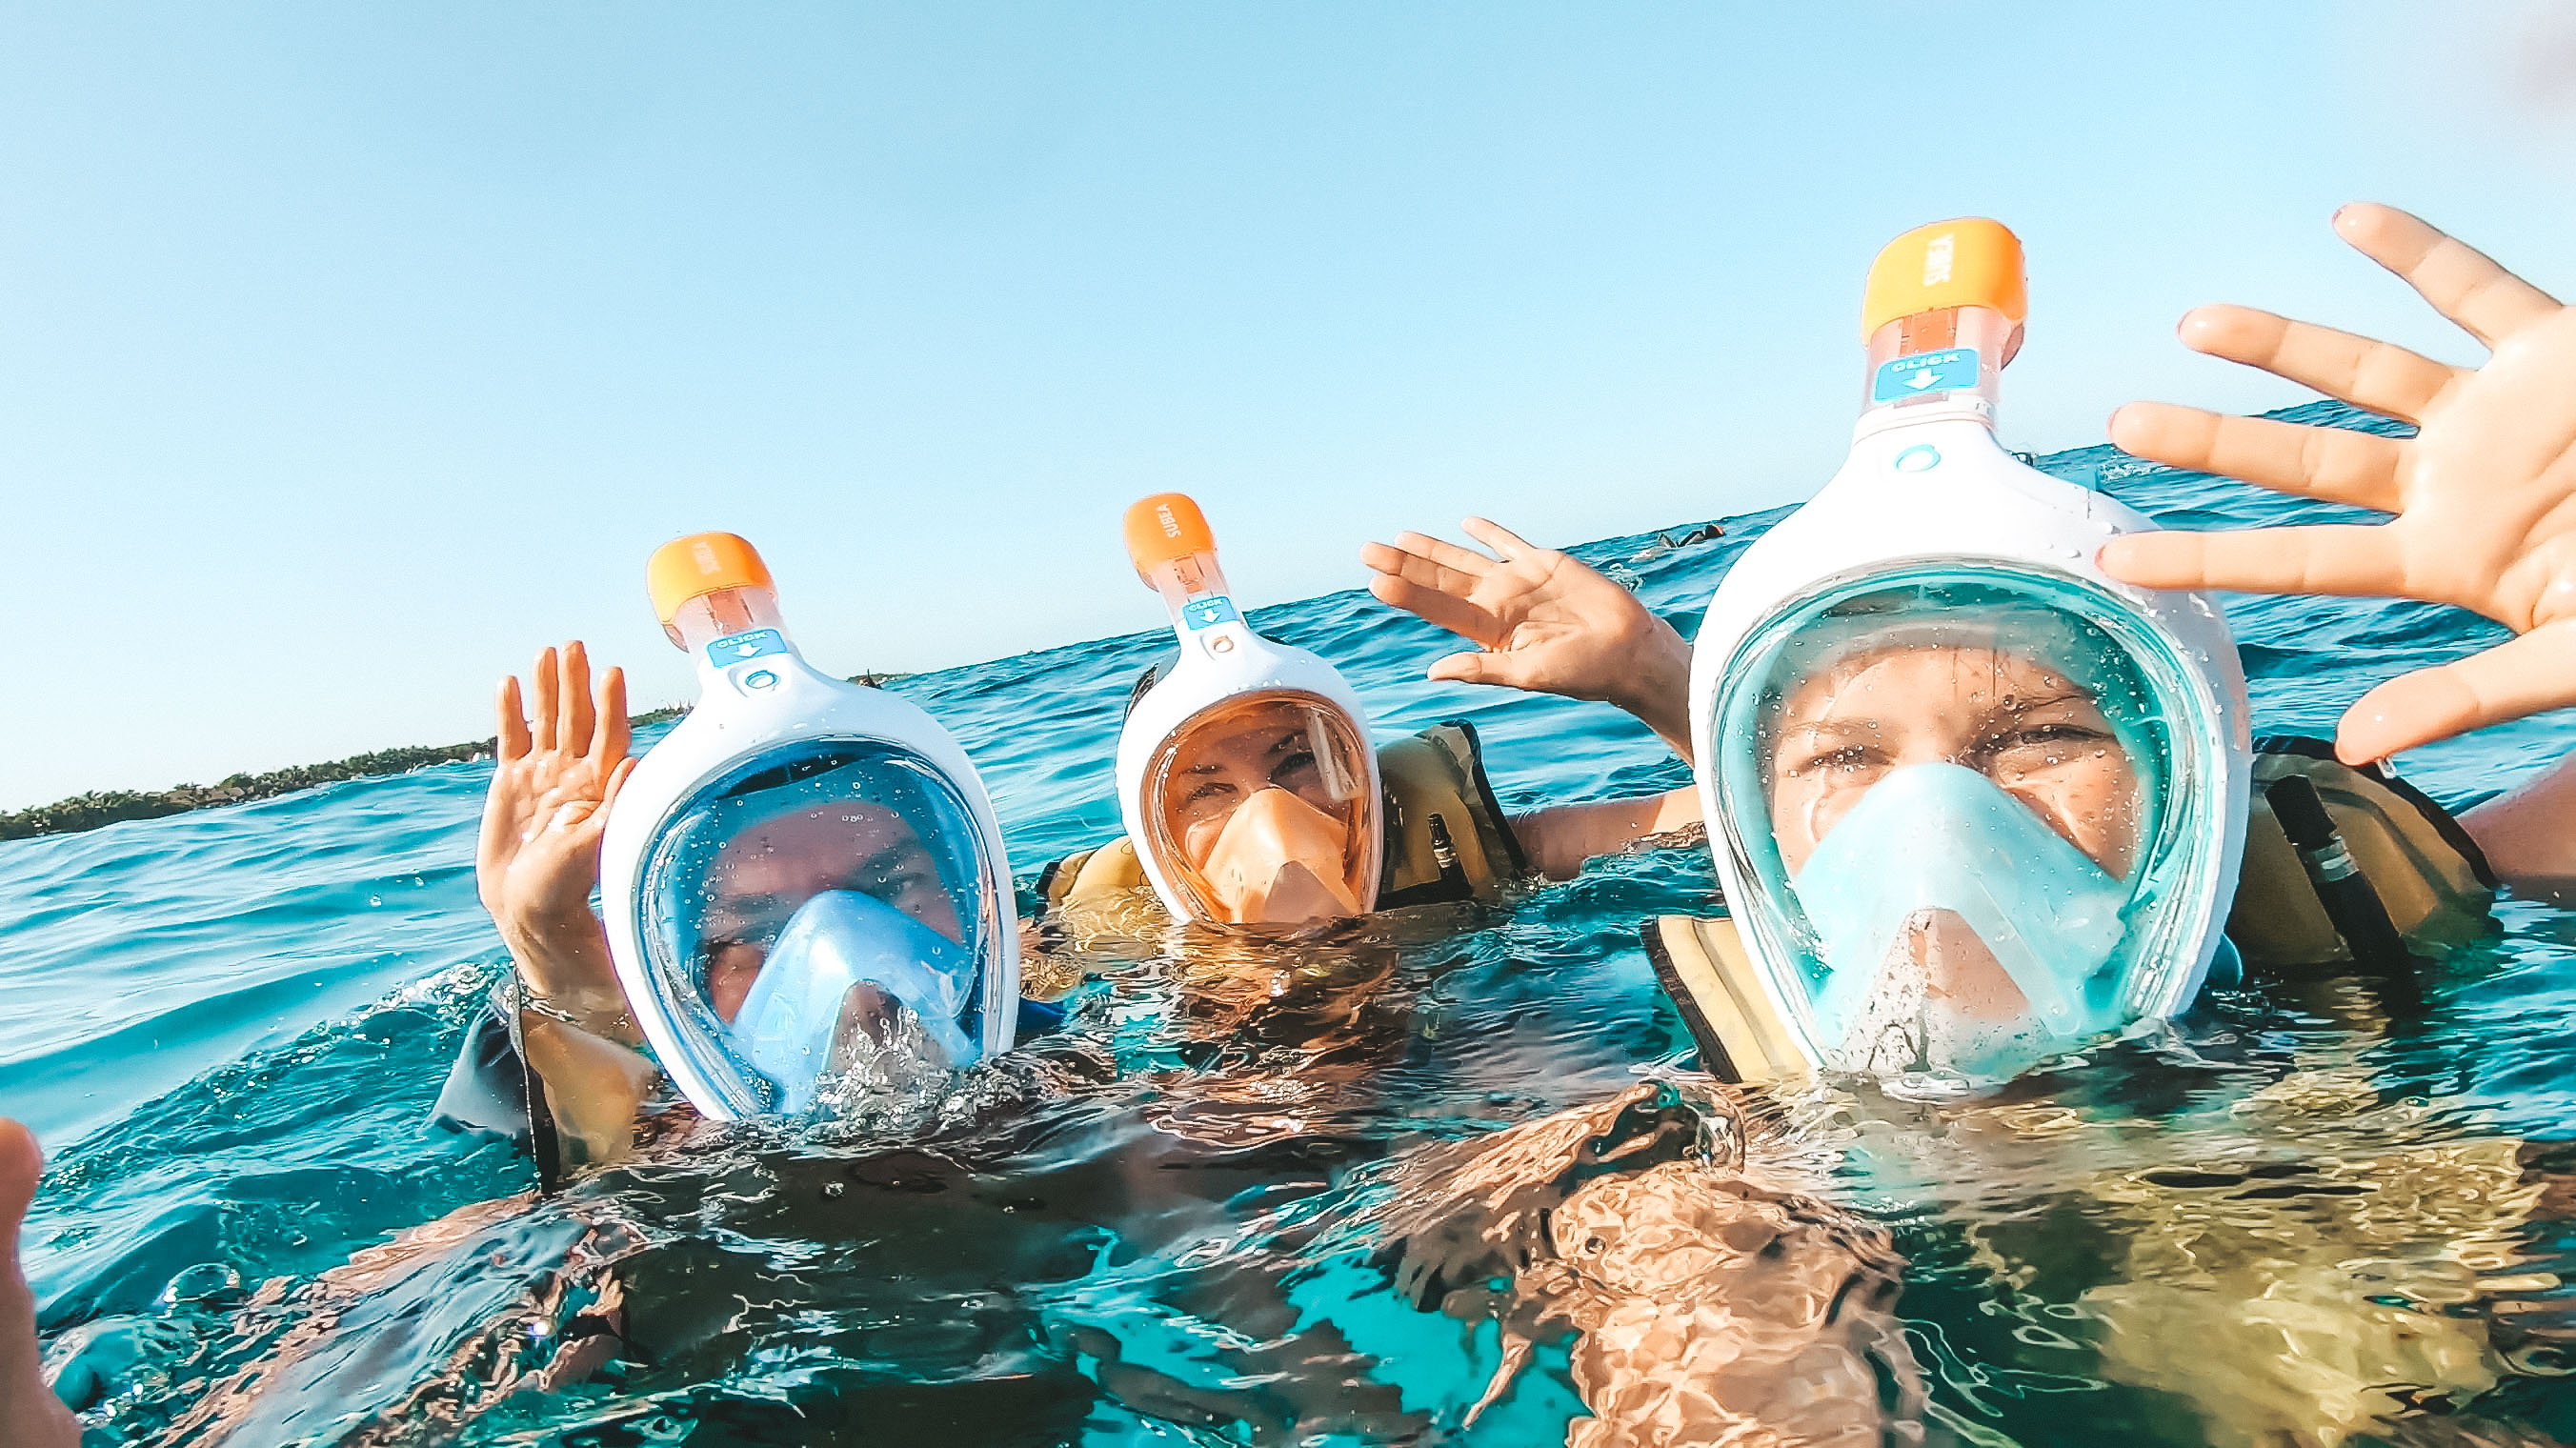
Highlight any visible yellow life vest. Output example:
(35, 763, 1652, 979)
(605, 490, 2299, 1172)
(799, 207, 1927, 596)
(1644, 737, 2498, 1086)
(1036, 719, 1525, 942)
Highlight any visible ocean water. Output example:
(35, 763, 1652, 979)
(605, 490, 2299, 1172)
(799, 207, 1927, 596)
(10, 401, 2576, 1446)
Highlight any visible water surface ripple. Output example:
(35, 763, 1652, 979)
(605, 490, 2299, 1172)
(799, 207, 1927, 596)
(12, 403, 2576, 1445)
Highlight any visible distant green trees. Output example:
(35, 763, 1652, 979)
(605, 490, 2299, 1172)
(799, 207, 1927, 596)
(0, 682, 900, 841)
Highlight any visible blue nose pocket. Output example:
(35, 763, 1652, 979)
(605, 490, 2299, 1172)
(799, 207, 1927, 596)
(724, 890, 978, 1112)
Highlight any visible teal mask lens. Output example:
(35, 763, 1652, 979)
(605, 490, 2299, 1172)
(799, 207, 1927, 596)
(1704, 564, 2237, 1086)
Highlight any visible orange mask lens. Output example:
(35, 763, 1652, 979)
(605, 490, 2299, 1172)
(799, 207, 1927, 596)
(1143, 692, 1377, 927)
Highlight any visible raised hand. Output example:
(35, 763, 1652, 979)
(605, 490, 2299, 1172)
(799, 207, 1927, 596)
(1361, 518, 1696, 761)
(475, 642, 637, 1036)
(2099, 205, 2576, 763)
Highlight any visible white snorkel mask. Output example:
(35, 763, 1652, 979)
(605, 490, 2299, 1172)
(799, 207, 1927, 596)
(1113, 493, 1384, 930)
(1686, 219, 2251, 1096)
(599, 533, 1020, 1119)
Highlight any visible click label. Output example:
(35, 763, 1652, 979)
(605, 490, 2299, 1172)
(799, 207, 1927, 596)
(1183, 596, 1241, 631)
(708, 629, 789, 666)
(1873, 349, 1979, 403)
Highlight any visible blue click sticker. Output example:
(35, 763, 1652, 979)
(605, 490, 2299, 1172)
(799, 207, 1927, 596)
(1182, 596, 1240, 631)
(708, 629, 788, 666)
(1872, 348, 1980, 403)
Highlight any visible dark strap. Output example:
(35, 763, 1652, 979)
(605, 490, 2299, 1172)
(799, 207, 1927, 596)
(1443, 718, 1528, 876)
(493, 976, 570, 1196)
(2257, 735, 2496, 887)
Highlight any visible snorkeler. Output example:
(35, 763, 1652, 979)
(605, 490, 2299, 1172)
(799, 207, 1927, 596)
(1654, 211, 2576, 1090)
(1649, 217, 2257, 1092)
(447, 533, 1038, 1178)
(1362, 213, 2576, 1445)
(1032, 493, 1702, 943)
(1369, 217, 2547, 1092)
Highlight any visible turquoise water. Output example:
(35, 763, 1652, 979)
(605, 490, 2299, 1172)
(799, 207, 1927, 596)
(13, 401, 2576, 1445)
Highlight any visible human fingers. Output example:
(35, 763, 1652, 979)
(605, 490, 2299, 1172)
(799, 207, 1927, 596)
(1383, 530, 1498, 579)
(2109, 403, 2405, 513)
(1360, 542, 1489, 609)
(531, 648, 561, 754)
(2177, 306, 2461, 424)
(2098, 522, 2405, 597)
(0, 1118, 76, 1448)
(600, 755, 637, 815)
(2336, 203, 2561, 349)
(2336, 623, 2576, 762)
(1426, 651, 1517, 688)
(560, 642, 595, 760)
(495, 675, 533, 762)
(477, 682, 527, 884)
(595, 666, 631, 768)
(1459, 517, 1540, 562)
(0, 1119, 39, 1250)
(1368, 573, 1503, 647)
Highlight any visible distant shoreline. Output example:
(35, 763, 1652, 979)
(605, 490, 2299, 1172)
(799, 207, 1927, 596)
(0, 676, 897, 842)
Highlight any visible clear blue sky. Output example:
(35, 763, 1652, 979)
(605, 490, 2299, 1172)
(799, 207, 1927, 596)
(5, 2, 2574, 809)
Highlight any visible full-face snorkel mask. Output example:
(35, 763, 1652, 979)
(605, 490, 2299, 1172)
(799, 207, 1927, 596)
(1684, 219, 2251, 1095)
(598, 533, 1020, 1119)
(1113, 493, 1383, 930)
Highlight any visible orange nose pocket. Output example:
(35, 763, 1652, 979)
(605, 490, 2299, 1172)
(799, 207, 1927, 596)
(1200, 787, 1366, 924)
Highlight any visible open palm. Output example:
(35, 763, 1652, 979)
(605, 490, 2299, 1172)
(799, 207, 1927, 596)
(475, 641, 635, 1016)
(2101, 205, 2576, 763)
(1362, 517, 1694, 757)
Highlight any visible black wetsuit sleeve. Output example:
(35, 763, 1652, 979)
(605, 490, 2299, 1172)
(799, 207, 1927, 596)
(429, 996, 533, 1143)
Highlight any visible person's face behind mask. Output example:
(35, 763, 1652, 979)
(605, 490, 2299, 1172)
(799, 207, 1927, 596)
(1770, 645, 2143, 875)
(1766, 645, 2145, 1075)
(696, 802, 963, 1023)
(1153, 696, 1371, 927)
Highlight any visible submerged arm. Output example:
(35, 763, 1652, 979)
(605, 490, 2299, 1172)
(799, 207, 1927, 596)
(2462, 752, 2576, 894)
(1510, 788, 1703, 881)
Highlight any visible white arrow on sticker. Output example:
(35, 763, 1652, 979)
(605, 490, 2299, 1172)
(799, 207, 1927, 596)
(1905, 368, 1940, 391)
